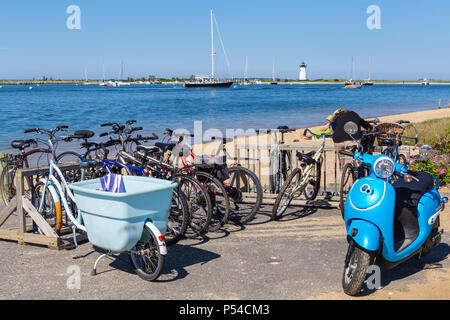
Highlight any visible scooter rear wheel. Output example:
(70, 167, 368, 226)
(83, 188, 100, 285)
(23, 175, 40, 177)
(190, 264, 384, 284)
(342, 246, 372, 296)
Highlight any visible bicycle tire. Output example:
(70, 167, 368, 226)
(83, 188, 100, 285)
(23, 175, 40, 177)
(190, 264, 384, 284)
(165, 188, 190, 246)
(304, 159, 322, 200)
(32, 181, 62, 235)
(268, 150, 291, 194)
(226, 166, 263, 224)
(272, 168, 302, 220)
(173, 174, 212, 238)
(56, 151, 85, 183)
(195, 171, 230, 232)
(0, 163, 16, 206)
(129, 224, 165, 281)
(339, 163, 356, 219)
(56, 151, 81, 164)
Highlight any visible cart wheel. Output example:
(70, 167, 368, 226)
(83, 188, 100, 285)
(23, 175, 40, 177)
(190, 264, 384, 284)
(129, 225, 165, 281)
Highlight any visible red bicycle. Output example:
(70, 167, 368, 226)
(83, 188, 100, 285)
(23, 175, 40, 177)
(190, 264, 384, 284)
(163, 129, 263, 226)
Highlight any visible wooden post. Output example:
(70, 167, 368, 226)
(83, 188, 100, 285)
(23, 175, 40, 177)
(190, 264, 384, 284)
(15, 171, 25, 244)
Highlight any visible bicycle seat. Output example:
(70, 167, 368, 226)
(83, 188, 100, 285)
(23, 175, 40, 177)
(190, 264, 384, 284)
(11, 140, 34, 150)
(155, 142, 176, 153)
(137, 145, 160, 154)
(380, 138, 395, 146)
(296, 151, 316, 165)
(73, 130, 95, 139)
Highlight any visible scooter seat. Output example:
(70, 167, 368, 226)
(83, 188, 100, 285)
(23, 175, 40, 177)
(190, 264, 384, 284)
(393, 171, 434, 207)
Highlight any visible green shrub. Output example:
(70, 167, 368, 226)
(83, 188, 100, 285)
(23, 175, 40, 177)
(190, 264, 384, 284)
(409, 159, 450, 186)
(433, 132, 450, 155)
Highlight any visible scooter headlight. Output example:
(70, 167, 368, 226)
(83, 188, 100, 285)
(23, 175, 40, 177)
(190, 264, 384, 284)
(373, 156, 395, 179)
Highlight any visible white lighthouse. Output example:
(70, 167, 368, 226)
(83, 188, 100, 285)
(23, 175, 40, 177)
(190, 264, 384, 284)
(299, 62, 307, 81)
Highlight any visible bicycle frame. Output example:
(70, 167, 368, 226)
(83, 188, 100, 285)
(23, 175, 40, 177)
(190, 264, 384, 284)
(290, 141, 326, 199)
(38, 159, 86, 233)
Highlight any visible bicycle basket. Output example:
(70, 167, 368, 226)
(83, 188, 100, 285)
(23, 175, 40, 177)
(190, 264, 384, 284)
(374, 123, 405, 146)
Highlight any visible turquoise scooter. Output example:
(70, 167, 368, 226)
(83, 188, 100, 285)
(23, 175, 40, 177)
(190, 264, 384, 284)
(340, 122, 448, 296)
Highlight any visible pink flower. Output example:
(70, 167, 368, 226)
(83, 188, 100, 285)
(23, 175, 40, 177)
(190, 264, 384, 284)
(439, 169, 445, 175)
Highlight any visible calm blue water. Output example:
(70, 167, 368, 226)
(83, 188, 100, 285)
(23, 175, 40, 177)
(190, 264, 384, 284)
(0, 83, 449, 151)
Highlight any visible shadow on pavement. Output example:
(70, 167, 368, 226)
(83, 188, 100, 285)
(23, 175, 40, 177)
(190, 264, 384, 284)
(357, 242, 449, 297)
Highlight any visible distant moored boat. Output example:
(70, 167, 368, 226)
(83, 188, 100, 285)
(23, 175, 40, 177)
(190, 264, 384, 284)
(183, 10, 233, 89)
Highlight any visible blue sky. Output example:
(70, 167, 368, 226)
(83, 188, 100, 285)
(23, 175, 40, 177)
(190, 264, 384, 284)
(0, 1, 449, 80)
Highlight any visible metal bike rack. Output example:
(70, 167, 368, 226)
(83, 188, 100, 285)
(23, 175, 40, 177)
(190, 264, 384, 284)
(232, 138, 415, 208)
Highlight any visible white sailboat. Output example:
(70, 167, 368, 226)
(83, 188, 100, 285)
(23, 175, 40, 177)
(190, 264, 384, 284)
(270, 59, 277, 85)
(243, 56, 250, 85)
(183, 10, 233, 88)
(363, 57, 374, 86)
(345, 57, 362, 89)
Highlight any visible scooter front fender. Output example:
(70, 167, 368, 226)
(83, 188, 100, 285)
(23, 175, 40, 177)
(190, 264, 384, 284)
(347, 219, 381, 252)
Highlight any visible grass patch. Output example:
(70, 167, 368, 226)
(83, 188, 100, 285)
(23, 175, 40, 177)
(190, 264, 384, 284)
(403, 117, 450, 146)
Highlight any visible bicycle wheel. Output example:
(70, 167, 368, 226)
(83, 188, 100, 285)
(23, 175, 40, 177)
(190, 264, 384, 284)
(0, 163, 16, 206)
(56, 151, 84, 183)
(339, 163, 356, 219)
(56, 151, 81, 164)
(272, 168, 302, 220)
(225, 166, 263, 224)
(268, 150, 291, 194)
(173, 174, 212, 238)
(196, 171, 230, 232)
(165, 188, 190, 245)
(304, 159, 322, 200)
(129, 224, 165, 281)
(32, 182, 62, 235)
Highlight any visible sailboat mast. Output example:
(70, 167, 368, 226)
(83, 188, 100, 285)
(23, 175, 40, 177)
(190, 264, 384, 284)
(351, 56, 354, 80)
(272, 59, 275, 81)
(102, 58, 105, 82)
(244, 56, 248, 80)
(211, 9, 215, 80)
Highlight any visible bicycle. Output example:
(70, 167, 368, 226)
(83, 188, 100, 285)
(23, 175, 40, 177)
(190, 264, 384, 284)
(271, 129, 330, 220)
(267, 126, 296, 195)
(159, 129, 230, 232)
(0, 125, 69, 207)
(170, 132, 263, 225)
(378, 120, 418, 165)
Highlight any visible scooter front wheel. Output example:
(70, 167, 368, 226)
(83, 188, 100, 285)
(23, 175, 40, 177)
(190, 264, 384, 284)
(342, 246, 372, 296)
(129, 224, 165, 281)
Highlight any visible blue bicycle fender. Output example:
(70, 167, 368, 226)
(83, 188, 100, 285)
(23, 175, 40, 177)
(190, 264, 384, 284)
(347, 219, 381, 252)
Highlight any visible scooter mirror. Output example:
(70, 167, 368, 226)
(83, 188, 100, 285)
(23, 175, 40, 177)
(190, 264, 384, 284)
(344, 121, 358, 136)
